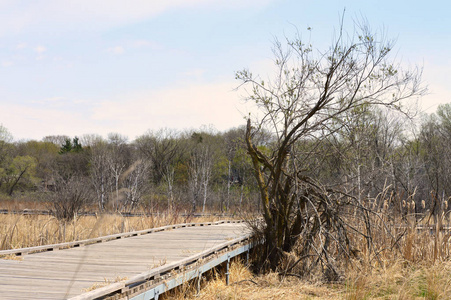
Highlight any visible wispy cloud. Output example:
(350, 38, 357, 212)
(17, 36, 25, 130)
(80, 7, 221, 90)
(182, 69, 206, 78)
(29, 97, 92, 110)
(15, 43, 27, 50)
(33, 45, 47, 60)
(0, 103, 92, 140)
(1, 60, 13, 67)
(107, 46, 125, 55)
(0, 0, 275, 37)
(131, 39, 163, 49)
(0, 79, 255, 140)
(34, 45, 46, 54)
(132, 40, 151, 48)
(30, 97, 65, 105)
(420, 60, 451, 113)
(90, 80, 253, 136)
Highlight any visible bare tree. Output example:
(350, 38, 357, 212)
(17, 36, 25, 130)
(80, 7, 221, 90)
(90, 141, 113, 211)
(136, 128, 181, 211)
(52, 175, 92, 221)
(121, 158, 151, 211)
(222, 127, 253, 211)
(188, 144, 213, 213)
(237, 18, 425, 278)
(42, 135, 70, 146)
(415, 104, 451, 216)
(136, 128, 180, 185)
(50, 146, 91, 220)
(79, 134, 104, 147)
(107, 133, 129, 211)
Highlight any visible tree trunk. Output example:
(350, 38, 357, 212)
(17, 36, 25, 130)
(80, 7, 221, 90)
(8, 167, 28, 196)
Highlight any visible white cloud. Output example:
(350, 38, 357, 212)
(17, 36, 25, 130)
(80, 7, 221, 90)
(15, 43, 27, 50)
(0, 80, 256, 140)
(107, 46, 125, 55)
(30, 97, 66, 106)
(33, 45, 47, 60)
(0, 103, 93, 140)
(1, 60, 13, 67)
(132, 40, 151, 48)
(418, 60, 451, 114)
(0, 0, 275, 37)
(34, 45, 46, 53)
(182, 69, 206, 79)
(90, 80, 254, 138)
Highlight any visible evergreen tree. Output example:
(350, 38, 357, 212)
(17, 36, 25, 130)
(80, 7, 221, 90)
(72, 137, 83, 152)
(59, 137, 83, 154)
(59, 139, 72, 154)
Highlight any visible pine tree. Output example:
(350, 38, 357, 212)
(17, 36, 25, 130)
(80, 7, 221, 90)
(72, 137, 83, 152)
(59, 137, 83, 154)
(59, 139, 72, 154)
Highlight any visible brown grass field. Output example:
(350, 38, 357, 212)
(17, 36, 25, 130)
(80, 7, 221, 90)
(162, 210, 451, 300)
(2, 197, 451, 299)
(0, 213, 231, 250)
(161, 258, 451, 300)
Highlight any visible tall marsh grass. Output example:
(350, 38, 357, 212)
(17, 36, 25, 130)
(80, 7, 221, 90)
(0, 213, 225, 250)
(177, 192, 451, 300)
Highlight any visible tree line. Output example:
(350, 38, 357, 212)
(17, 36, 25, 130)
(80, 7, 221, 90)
(0, 126, 261, 219)
(0, 103, 449, 221)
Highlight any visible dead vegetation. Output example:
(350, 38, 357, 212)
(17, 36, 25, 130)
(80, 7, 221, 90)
(163, 190, 451, 299)
(82, 276, 129, 292)
(163, 238, 451, 300)
(2, 190, 450, 299)
(2, 199, 451, 299)
(0, 213, 231, 250)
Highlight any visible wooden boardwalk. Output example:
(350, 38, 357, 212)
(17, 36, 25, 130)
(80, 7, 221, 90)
(0, 222, 248, 299)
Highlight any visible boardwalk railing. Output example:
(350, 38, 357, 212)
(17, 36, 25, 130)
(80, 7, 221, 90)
(70, 234, 253, 300)
(0, 220, 253, 300)
(0, 208, 234, 218)
(0, 220, 245, 257)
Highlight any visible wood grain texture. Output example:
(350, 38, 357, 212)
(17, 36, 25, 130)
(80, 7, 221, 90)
(0, 222, 248, 299)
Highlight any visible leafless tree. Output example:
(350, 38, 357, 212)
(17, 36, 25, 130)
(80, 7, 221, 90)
(42, 135, 70, 146)
(79, 134, 104, 147)
(90, 141, 113, 210)
(188, 144, 213, 213)
(237, 17, 425, 278)
(136, 128, 180, 184)
(121, 158, 151, 211)
(51, 175, 92, 221)
(136, 128, 181, 210)
(107, 133, 129, 211)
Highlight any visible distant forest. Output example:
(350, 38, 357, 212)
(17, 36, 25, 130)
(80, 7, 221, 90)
(1, 103, 451, 220)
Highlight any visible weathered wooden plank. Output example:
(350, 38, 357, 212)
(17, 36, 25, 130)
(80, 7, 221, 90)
(0, 222, 248, 299)
(0, 221, 244, 257)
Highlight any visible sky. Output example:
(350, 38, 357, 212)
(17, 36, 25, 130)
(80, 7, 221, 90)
(0, 0, 449, 141)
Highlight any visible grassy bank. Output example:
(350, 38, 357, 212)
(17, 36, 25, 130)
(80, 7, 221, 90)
(163, 259, 451, 300)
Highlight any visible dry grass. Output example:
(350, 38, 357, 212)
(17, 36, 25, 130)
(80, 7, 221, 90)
(162, 259, 451, 300)
(0, 213, 229, 250)
(164, 260, 339, 300)
(3, 193, 451, 299)
(82, 276, 128, 292)
(1, 254, 23, 261)
(343, 259, 451, 299)
(164, 197, 451, 300)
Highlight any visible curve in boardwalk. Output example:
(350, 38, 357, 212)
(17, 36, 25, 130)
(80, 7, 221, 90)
(0, 221, 249, 299)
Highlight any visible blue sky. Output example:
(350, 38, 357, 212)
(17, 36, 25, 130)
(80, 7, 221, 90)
(0, 0, 449, 141)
